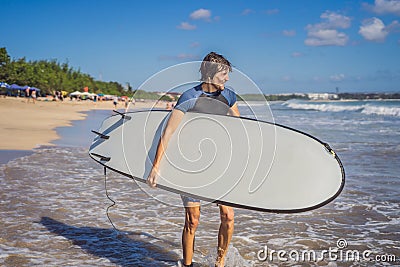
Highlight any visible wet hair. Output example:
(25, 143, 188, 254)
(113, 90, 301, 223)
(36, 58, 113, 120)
(200, 52, 232, 81)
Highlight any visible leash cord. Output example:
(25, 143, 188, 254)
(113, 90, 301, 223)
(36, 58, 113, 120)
(104, 166, 119, 232)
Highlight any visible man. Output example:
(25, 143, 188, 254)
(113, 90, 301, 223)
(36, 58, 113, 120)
(147, 52, 240, 267)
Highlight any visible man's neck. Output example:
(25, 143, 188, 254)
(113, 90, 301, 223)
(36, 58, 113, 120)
(201, 82, 222, 93)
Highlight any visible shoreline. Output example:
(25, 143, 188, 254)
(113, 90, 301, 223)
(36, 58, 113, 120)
(0, 97, 166, 152)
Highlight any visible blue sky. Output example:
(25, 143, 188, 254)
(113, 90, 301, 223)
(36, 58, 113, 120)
(1, 0, 400, 93)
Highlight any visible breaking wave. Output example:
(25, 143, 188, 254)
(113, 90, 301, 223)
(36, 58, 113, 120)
(283, 100, 400, 117)
(361, 105, 400, 117)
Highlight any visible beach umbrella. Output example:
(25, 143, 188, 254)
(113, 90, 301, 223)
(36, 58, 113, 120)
(0, 82, 10, 88)
(10, 84, 23, 90)
(70, 91, 82, 96)
(10, 83, 25, 90)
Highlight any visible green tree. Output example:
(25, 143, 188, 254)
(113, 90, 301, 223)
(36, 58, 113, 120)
(0, 47, 131, 96)
(0, 47, 11, 81)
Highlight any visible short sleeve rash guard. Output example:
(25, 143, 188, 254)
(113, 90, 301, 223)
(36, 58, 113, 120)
(175, 84, 237, 115)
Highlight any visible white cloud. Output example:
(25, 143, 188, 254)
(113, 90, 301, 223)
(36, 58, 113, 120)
(320, 11, 351, 29)
(291, 52, 303, 57)
(281, 75, 292, 82)
(305, 11, 351, 46)
(305, 29, 349, 46)
(386, 20, 400, 32)
(241, 9, 254, 16)
(177, 22, 196, 30)
(264, 9, 279, 15)
(190, 8, 212, 21)
(359, 17, 388, 41)
(330, 74, 345, 82)
(190, 42, 200, 48)
(364, 0, 400, 16)
(283, 30, 296, 36)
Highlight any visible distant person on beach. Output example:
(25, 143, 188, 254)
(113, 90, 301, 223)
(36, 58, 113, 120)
(26, 87, 31, 103)
(124, 98, 129, 110)
(147, 52, 239, 267)
(113, 96, 118, 110)
(53, 91, 59, 101)
(31, 90, 36, 104)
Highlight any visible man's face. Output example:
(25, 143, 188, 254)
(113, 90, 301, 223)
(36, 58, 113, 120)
(211, 68, 230, 89)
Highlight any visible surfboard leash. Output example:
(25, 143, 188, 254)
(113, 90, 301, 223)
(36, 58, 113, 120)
(103, 166, 119, 232)
(102, 166, 211, 262)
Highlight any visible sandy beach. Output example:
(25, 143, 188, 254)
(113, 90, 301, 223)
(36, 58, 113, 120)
(0, 97, 164, 150)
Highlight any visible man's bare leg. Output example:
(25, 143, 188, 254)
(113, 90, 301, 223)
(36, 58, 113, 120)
(182, 205, 200, 266)
(216, 205, 234, 267)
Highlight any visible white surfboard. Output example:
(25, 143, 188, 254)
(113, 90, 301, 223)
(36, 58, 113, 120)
(89, 110, 344, 213)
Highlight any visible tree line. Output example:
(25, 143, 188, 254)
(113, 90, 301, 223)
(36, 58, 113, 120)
(0, 47, 128, 96)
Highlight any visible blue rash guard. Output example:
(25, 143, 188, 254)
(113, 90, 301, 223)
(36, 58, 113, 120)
(175, 84, 237, 115)
(174, 84, 237, 206)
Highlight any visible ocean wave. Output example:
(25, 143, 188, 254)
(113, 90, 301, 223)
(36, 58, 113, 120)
(284, 102, 362, 112)
(362, 105, 400, 117)
(283, 101, 400, 117)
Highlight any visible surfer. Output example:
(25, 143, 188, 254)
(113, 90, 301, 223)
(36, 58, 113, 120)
(147, 52, 240, 266)
(147, 52, 240, 267)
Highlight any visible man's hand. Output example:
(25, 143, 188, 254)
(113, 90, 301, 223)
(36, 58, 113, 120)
(147, 167, 159, 188)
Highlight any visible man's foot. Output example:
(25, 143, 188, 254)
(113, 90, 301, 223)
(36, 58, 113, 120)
(215, 247, 225, 267)
(178, 259, 193, 267)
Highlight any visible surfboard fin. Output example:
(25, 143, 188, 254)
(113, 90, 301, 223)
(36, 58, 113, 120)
(91, 130, 110, 139)
(113, 110, 131, 120)
(90, 153, 111, 162)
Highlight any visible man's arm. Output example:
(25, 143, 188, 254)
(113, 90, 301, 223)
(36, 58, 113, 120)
(147, 109, 184, 187)
(228, 102, 240, 117)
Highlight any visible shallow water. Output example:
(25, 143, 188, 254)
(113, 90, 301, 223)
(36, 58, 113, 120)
(0, 101, 399, 266)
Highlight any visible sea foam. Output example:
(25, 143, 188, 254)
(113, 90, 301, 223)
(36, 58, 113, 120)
(283, 100, 400, 117)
